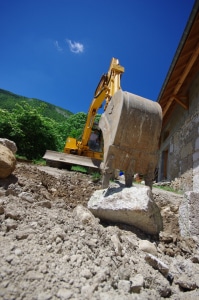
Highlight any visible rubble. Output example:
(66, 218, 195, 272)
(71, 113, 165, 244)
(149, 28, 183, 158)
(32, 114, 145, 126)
(0, 162, 198, 299)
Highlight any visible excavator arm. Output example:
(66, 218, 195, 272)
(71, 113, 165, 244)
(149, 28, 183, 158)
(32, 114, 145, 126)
(81, 58, 124, 147)
(64, 58, 124, 156)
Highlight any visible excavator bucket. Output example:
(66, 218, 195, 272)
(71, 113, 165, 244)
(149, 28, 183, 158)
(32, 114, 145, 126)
(43, 150, 101, 170)
(99, 90, 162, 188)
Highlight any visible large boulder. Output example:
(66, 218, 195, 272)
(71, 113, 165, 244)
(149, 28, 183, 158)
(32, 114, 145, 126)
(0, 138, 17, 154)
(0, 144, 16, 178)
(88, 183, 163, 235)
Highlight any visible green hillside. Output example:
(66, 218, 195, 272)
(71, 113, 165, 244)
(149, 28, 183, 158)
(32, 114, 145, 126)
(0, 88, 73, 122)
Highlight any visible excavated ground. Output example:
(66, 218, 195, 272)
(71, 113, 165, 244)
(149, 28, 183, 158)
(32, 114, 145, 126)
(0, 162, 199, 300)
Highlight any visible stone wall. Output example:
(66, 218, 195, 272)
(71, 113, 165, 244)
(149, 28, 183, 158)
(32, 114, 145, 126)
(158, 72, 199, 193)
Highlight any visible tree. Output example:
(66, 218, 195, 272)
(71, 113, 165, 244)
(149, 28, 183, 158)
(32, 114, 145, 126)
(0, 103, 62, 160)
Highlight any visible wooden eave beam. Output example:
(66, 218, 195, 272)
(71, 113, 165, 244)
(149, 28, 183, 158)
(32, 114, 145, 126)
(163, 41, 199, 118)
(172, 95, 189, 110)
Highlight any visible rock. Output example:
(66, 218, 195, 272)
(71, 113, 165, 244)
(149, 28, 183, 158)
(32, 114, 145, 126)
(0, 144, 16, 178)
(19, 192, 35, 203)
(145, 253, 169, 277)
(35, 200, 52, 209)
(5, 218, 18, 231)
(130, 274, 144, 293)
(117, 280, 131, 293)
(73, 204, 99, 225)
(49, 225, 66, 242)
(111, 233, 123, 256)
(80, 268, 92, 279)
(88, 184, 163, 235)
(191, 255, 199, 263)
(159, 231, 174, 243)
(5, 209, 22, 220)
(0, 138, 17, 154)
(14, 248, 23, 256)
(176, 274, 197, 290)
(0, 161, 198, 300)
(37, 292, 52, 300)
(0, 204, 4, 214)
(57, 288, 73, 299)
(15, 230, 31, 240)
(138, 240, 158, 256)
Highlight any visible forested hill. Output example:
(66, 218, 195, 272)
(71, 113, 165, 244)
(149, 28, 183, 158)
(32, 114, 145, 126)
(0, 88, 73, 122)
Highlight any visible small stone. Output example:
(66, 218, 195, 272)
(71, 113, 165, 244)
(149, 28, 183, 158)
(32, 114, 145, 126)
(19, 192, 35, 203)
(5, 218, 18, 231)
(57, 288, 73, 299)
(145, 253, 169, 277)
(111, 234, 122, 256)
(16, 231, 30, 240)
(130, 274, 144, 293)
(117, 280, 131, 293)
(80, 268, 92, 279)
(14, 248, 23, 256)
(139, 240, 158, 256)
(5, 210, 22, 220)
(191, 255, 199, 263)
(36, 200, 52, 209)
(5, 255, 15, 263)
(0, 204, 4, 214)
(177, 275, 197, 290)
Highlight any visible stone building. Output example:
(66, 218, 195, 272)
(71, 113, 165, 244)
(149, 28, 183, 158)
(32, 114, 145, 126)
(157, 0, 199, 237)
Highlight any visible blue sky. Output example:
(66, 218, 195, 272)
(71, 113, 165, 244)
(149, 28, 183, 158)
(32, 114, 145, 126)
(0, 0, 195, 114)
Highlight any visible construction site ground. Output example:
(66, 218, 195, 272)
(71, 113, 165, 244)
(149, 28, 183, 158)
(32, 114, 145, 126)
(0, 162, 198, 300)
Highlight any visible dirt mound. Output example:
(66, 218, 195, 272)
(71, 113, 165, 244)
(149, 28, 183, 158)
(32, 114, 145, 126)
(0, 163, 198, 299)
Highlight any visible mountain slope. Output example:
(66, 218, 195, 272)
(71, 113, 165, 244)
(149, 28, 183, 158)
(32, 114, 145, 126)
(0, 88, 73, 122)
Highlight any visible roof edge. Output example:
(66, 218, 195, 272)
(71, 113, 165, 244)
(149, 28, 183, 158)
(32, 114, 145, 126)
(157, 0, 199, 102)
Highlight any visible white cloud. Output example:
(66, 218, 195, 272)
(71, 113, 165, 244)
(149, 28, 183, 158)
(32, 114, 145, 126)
(66, 39, 84, 53)
(54, 40, 63, 52)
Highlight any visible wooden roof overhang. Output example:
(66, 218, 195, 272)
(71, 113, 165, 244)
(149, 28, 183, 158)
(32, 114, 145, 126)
(158, 1, 199, 127)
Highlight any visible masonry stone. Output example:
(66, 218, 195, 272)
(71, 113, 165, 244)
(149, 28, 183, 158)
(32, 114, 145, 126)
(193, 151, 199, 162)
(195, 137, 199, 150)
(181, 142, 193, 159)
(179, 191, 199, 237)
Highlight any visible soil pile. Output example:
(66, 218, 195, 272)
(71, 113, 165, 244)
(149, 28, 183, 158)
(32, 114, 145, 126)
(0, 163, 198, 299)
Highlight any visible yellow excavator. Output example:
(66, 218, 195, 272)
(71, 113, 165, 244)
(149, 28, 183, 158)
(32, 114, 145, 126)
(43, 58, 124, 169)
(43, 58, 162, 188)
